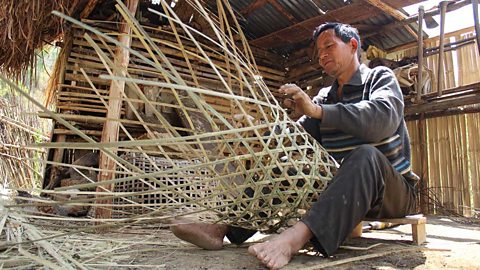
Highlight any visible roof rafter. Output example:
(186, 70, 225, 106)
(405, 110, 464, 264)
(361, 0, 417, 39)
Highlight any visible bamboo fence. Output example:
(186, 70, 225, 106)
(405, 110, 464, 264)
(393, 27, 480, 217)
(0, 94, 48, 189)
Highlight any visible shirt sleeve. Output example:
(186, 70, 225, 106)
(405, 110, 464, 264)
(320, 67, 404, 142)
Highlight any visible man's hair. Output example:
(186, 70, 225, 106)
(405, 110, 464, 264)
(312, 22, 361, 60)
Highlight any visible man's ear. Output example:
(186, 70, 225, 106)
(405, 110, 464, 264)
(350, 38, 358, 53)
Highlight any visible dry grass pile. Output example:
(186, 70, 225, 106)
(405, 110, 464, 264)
(1, 193, 181, 269)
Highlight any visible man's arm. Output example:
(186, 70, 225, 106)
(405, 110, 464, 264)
(296, 95, 323, 142)
(320, 67, 404, 142)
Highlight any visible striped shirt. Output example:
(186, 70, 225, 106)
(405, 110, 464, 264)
(299, 64, 418, 181)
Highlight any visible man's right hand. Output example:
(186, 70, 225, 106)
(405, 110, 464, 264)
(279, 83, 323, 119)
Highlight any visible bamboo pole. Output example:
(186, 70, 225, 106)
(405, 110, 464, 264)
(472, 0, 480, 55)
(417, 5, 425, 102)
(437, 1, 450, 97)
(95, 0, 139, 220)
(418, 113, 429, 214)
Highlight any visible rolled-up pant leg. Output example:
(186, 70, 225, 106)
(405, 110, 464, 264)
(302, 144, 417, 256)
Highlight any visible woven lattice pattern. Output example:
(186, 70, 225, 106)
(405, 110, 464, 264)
(5, 0, 337, 231)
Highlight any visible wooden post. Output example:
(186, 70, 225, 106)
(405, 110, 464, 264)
(437, 1, 450, 97)
(418, 113, 429, 214)
(416, 5, 425, 102)
(95, 0, 139, 219)
(473, 0, 480, 55)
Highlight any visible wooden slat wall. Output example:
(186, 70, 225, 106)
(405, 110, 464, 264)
(53, 22, 287, 137)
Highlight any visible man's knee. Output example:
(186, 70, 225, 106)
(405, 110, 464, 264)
(341, 144, 387, 171)
(348, 144, 383, 160)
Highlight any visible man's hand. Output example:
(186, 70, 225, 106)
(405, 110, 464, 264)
(279, 83, 323, 119)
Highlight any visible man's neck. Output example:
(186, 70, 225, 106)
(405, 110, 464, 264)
(337, 61, 360, 87)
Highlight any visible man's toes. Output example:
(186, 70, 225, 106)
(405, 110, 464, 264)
(248, 245, 258, 256)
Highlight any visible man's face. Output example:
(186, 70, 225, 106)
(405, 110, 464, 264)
(315, 29, 357, 78)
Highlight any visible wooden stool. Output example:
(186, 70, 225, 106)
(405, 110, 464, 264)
(353, 214, 427, 245)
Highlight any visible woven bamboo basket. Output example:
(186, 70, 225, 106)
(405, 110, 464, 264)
(7, 0, 337, 232)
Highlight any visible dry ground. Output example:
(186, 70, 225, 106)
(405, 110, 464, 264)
(132, 215, 480, 269)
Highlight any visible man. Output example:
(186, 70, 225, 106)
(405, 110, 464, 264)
(171, 22, 417, 269)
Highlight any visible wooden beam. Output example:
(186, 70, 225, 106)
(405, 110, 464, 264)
(80, 0, 99, 19)
(362, 0, 406, 21)
(95, 0, 139, 220)
(405, 105, 480, 121)
(405, 87, 480, 116)
(241, 0, 268, 16)
(250, 2, 379, 49)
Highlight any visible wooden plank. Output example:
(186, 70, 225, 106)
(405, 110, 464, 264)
(95, 0, 139, 220)
(365, 214, 427, 245)
(365, 214, 426, 225)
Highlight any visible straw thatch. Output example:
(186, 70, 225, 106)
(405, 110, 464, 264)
(0, 0, 79, 80)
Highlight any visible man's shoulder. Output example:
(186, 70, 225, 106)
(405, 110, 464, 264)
(367, 65, 396, 77)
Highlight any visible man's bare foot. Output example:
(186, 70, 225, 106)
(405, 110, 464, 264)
(248, 222, 313, 270)
(170, 221, 229, 250)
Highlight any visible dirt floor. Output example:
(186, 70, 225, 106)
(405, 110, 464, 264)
(134, 215, 480, 269)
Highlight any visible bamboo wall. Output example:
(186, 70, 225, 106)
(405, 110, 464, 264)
(408, 113, 480, 217)
(396, 27, 480, 217)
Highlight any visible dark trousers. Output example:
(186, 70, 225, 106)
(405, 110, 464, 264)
(227, 144, 417, 255)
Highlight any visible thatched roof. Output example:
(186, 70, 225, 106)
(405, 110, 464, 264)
(0, 1, 82, 80)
